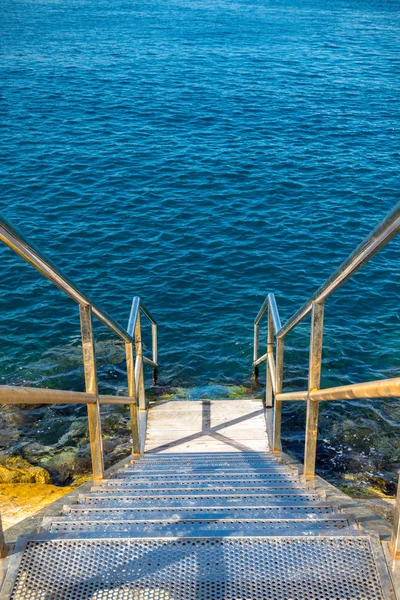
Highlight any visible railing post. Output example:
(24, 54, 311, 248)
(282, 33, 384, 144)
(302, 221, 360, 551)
(125, 341, 141, 455)
(273, 336, 284, 452)
(152, 323, 158, 385)
(390, 471, 400, 557)
(135, 311, 146, 410)
(254, 323, 260, 381)
(266, 308, 274, 408)
(304, 300, 324, 478)
(80, 304, 104, 480)
(0, 514, 6, 558)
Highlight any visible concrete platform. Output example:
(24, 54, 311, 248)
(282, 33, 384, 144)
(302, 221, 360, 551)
(144, 399, 268, 453)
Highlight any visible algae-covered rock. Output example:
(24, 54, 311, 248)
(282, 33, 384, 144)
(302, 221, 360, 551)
(19, 442, 54, 460)
(39, 447, 90, 485)
(57, 418, 88, 446)
(71, 474, 92, 487)
(0, 457, 51, 484)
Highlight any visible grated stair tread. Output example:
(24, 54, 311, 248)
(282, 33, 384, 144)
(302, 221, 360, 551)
(93, 480, 301, 491)
(115, 466, 299, 479)
(90, 484, 307, 494)
(42, 516, 355, 536)
(78, 494, 328, 508)
(130, 460, 283, 467)
(124, 463, 296, 471)
(137, 452, 280, 459)
(62, 504, 339, 519)
(114, 473, 298, 483)
(1, 534, 394, 600)
(86, 487, 322, 497)
(122, 467, 296, 476)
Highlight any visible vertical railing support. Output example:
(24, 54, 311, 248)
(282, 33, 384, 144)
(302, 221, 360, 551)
(152, 323, 158, 385)
(80, 304, 104, 481)
(390, 472, 400, 558)
(125, 341, 141, 455)
(304, 300, 324, 478)
(135, 311, 146, 410)
(265, 308, 274, 408)
(273, 336, 284, 452)
(0, 514, 6, 558)
(254, 323, 260, 381)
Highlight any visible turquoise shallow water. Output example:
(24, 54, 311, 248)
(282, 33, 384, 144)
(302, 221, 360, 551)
(0, 0, 400, 488)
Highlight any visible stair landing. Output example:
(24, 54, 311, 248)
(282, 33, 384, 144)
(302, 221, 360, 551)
(145, 398, 269, 453)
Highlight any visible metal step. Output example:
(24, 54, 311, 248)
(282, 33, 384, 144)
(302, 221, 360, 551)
(88, 486, 314, 496)
(116, 470, 298, 482)
(2, 535, 394, 600)
(128, 458, 284, 468)
(141, 450, 279, 460)
(140, 452, 278, 459)
(128, 458, 282, 469)
(79, 492, 326, 507)
(41, 516, 355, 536)
(124, 462, 295, 471)
(131, 457, 282, 466)
(62, 504, 339, 520)
(90, 486, 306, 496)
(93, 478, 300, 491)
(124, 465, 296, 474)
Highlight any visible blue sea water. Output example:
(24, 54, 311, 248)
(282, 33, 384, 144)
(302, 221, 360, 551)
(0, 0, 399, 487)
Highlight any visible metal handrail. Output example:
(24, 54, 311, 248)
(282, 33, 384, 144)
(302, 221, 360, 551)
(253, 293, 281, 407)
(0, 215, 158, 372)
(255, 292, 282, 331)
(0, 385, 138, 405)
(276, 376, 400, 402)
(127, 296, 158, 370)
(0, 213, 162, 554)
(0, 216, 133, 342)
(277, 202, 400, 339)
(0, 215, 160, 558)
(253, 202, 400, 558)
(0, 214, 159, 470)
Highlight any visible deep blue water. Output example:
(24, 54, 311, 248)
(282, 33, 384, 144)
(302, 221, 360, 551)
(0, 0, 400, 488)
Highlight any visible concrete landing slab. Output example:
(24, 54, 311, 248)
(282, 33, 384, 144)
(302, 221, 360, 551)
(145, 399, 268, 454)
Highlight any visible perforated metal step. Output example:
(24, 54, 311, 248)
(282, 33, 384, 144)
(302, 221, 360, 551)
(42, 516, 354, 536)
(130, 460, 283, 468)
(123, 466, 295, 476)
(91, 485, 305, 496)
(88, 486, 314, 496)
(94, 478, 300, 491)
(116, 471, 297, 483)
(130, 461, 282, 472)
(2, 535, 394, 600)
(140, 452, 277, 459)
(62, 504, 338, 521)
(141, 450, 272, 460)
(130, 455, 282, 464)
(79, 492, 326, 508)
(126, 460, 292, 468)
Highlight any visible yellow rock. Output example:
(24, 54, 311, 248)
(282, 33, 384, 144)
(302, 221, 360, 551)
(0, 483, 73, 530)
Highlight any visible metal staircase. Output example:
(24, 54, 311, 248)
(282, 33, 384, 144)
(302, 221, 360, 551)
(1, 205, 400, 598)
(0, 447, 395, 599)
